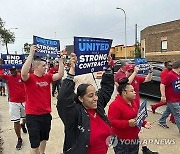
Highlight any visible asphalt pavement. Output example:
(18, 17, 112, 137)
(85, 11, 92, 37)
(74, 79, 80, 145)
(0, 79, 180, 154)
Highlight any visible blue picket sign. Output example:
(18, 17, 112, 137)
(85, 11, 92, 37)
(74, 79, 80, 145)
(74, 36, 112, 75)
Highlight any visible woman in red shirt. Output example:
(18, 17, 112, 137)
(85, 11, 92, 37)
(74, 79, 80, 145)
(108, 78, 151, 154)
(57, 53, 114, 154)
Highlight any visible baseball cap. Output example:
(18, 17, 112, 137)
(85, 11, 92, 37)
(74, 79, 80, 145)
(125, 64, 135, 72)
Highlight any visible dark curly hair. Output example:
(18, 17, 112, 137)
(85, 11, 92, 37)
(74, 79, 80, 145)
(117, 77, 130, 95)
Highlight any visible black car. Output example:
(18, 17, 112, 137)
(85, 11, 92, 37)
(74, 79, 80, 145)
(114, 60, 164, 98)
(139, 63, 164, 98)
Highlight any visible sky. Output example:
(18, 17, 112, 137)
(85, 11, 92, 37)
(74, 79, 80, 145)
(0, 0, 179, 54)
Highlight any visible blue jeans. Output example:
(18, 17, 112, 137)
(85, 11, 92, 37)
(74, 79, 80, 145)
(159, 102, 180, 132)
(114, 138, 139, 154)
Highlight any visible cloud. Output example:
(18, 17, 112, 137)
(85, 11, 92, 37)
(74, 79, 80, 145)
(0, 0, 179, 54)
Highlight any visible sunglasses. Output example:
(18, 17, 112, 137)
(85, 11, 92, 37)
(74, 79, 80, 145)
(128, 70, 134, 73)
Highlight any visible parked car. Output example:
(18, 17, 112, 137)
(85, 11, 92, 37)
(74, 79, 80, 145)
(114, 60, 164, 98)
(139, 63, 164, 98)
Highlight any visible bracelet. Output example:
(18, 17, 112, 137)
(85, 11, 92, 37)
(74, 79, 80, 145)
(149, 70, 153, 73)
(67, 73, 75, 80)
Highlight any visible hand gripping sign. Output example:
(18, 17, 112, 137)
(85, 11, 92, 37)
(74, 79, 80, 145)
(74, 36, 112, 75)
(136, 100, 148, 129)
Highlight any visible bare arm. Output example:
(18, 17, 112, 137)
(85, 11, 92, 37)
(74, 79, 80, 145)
(128, 66, 139, 84)
(160, 83, 166, 102)
(144, 72, 153, 82)
(144, 66, 153, 82)
(21, 45, 36, 81)
(68, 53, 76, 75)
(52, 56, 64, 81)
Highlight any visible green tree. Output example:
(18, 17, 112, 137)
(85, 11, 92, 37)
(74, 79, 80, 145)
(0, 18, 15, 54)
(23, 43, 31, 53)
(0, 17, 5, 42)
(0, 18, 4, 29)
(1, 29, 15, 54)
(134, 42, 141, 58)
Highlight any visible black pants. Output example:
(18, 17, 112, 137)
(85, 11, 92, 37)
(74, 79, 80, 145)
(52, 79, 61, 96)
(114, 138, 140, 154)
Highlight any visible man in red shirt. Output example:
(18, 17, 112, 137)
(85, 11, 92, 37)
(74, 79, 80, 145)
(0, 67, 27, 150)
(0, 61, 6, 96)
(125, 64, 153, 107)
(21, 45, 64, 154)
(158, 61, 180, 131)
(48, 62, 62, 97)
(151, 61, 172, 114)
(114, 61, 127, 83)
(160, 61, 172, 79)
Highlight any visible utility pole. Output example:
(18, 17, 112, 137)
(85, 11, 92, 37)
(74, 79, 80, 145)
(135, 24, 141, 58)
(135, 24, 138, 46)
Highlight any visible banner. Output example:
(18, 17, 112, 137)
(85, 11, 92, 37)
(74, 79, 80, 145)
(74, 36, 112, 75)
(136, 100, 148, 129)
(33, 35, 60, 58)
(135, 58, 150, 74)
(1, 54, 25, 69)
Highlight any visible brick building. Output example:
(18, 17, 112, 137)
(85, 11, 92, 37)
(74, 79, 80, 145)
(141, 19, 180, 62)
(110, 45, 135, 60)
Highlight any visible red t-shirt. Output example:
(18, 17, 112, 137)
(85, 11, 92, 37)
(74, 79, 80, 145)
(0, 69, 3, 75)
(132, 76, 145, 107)
(24, 73, 53, 115)
(162, 70, 180, 103)
(109, 60, 114, 67)
(48, 67, 58, 74)
(114, 70, 126, 82)
(108, 95, 145, 140)
(87, 109, 111, 154)
(0, 69, 3, 82)
(160, 69, 170, 80)
(2, 74, 26, 102)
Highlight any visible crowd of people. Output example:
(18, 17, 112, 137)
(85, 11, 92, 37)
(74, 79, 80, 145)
(0, 45, 180, 154)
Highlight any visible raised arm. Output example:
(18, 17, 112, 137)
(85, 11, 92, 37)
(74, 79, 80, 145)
(128, 66, 139, 84)
(52, 56, 64, 81)
(57, 53, 79, 127)
(21, 45, 36, 81)
(97, 58, 114, 108)
(144, 65, 153, 83)
(144, 72, 153, 82)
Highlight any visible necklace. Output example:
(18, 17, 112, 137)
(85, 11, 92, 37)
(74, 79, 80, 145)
(88, 112, 97, 118)
(90, 113, 97, 118)
(86, 109, 97, 118)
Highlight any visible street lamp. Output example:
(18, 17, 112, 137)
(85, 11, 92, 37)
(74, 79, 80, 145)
(116, 7, 127, 59)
